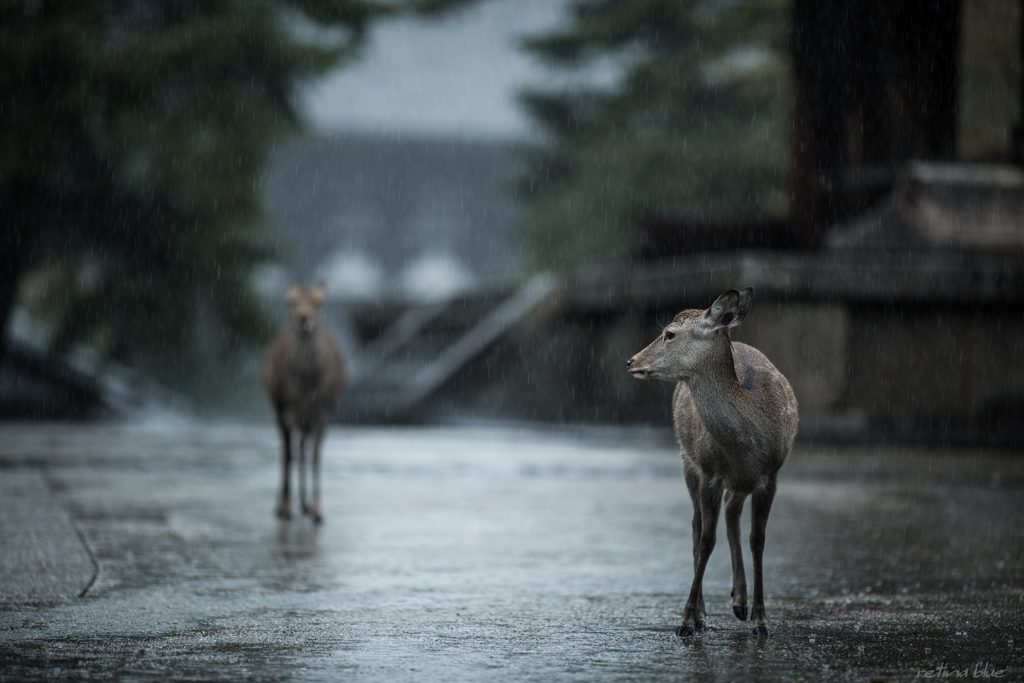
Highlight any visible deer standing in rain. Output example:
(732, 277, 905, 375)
(627, 287, 797, 637)
(262, 283, 346, 524)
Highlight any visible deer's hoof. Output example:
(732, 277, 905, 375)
(676, 624, 695, 638)
(695, 620, 706, 633)
(304, 504, 322, 524)
(752, 624, 770, 638)
(733, 605, 748, 621)
(276, 508, 291, 520)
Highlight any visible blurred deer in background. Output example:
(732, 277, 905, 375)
(262, 283, 346, 524)
(627, 287, 797, 637)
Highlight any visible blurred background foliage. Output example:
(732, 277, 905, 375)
(0, 0, 469, 377)
(516, 0, 791, 271)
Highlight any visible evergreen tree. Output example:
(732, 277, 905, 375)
(0, 0, 468, 366)
(518, 0, 790, 270)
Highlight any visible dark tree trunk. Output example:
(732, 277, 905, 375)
(0, 182, 32, 372)
(0, 242, 25, 373)
(789, 0, 961, 241)
(1014, 5, 1024, 166)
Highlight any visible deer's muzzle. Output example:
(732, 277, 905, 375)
(627, 357, 651, 379)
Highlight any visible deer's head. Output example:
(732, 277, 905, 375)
(627, 287, 753, 381)
(287, 283, 326, 338)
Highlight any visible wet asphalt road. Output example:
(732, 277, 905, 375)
(0, 421, 1022, 682)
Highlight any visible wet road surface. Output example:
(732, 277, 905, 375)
(0, 421, 1022, 682)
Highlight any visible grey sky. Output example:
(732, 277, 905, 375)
(300, 0, 582, 141)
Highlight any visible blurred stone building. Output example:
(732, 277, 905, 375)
(318, 0, 1024, 445)
(262, 133, 524, 304)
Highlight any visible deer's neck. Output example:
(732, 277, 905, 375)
(685, 335, 760, 452)
(291, 330, 324, 376)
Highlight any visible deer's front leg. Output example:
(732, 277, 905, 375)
(683, 463, 706, 631)
(724, 489, 749, 621)
(276, 419, 292, 519)
(749, 476, 777, 637)
(678, 479, 722, 637)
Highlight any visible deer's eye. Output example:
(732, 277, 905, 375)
(664, 330, 675, 341)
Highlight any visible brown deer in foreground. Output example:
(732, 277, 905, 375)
(627, 287, 797, 637)
(262, 283, 346, 524)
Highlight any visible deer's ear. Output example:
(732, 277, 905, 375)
(707, 287, 753, 329)
(287, 285, 301, 305)
(311, 282, 326, 305)
(736, 286, 754, 323)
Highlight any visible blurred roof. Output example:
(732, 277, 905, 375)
(828, 163, 1024, 252)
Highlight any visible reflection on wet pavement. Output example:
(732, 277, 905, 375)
(0, 422, 1021, 681)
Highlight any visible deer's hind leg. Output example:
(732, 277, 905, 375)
(749, 476, 778, 637)
(725, 489, 749, 621)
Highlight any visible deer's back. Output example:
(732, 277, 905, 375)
(673, 342, 797, 492)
